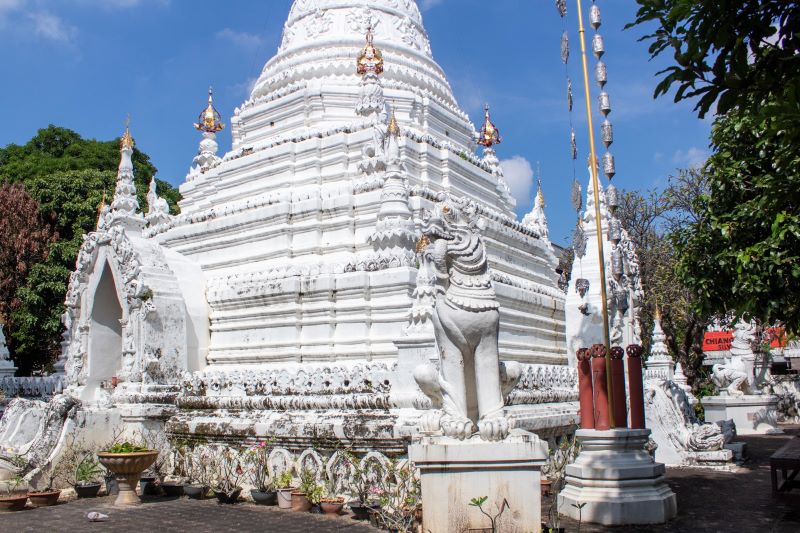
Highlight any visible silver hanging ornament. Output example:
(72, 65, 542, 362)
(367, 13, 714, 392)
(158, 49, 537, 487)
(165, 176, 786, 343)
(576, 278, 590, 298)
(601, 119, 613, 148)
(592, 34, 605, 59)
(590, 3, 602, 29)
(567, 78, 573, 112)
(573, 225, 588, 258)
(556, 0, 567, 18)
(595, 61, 607, 88)
(598, 91, 611, 117)
(611, 244, 624, 276)
(570, 129, 577, 160)
(561, 31, 570, 64)
(603, 151, 616, 179)
(571, 178, 583, 212)
(608, 217, 622, 244)
(605, 183, 619, 210)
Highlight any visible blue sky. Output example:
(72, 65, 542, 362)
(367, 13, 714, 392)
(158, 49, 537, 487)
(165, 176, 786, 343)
(0, 0, 711, 246)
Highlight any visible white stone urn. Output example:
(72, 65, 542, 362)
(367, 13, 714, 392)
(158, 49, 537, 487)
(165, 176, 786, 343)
(97, 450, 159, 506)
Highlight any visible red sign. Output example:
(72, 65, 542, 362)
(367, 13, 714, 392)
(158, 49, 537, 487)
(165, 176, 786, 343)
(702, 327, 787, 352)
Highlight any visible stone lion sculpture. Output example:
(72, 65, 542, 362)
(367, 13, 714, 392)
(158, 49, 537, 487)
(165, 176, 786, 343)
(413, 198, 520, 441)
(712, 363, 750, 396)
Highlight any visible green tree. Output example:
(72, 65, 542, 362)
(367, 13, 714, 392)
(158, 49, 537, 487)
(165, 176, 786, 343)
(0, 126, 181, 373)
(630, 1, 800, 333)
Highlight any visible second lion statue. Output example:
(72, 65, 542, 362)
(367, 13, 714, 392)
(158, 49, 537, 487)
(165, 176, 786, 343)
(413, 197, 520, 442)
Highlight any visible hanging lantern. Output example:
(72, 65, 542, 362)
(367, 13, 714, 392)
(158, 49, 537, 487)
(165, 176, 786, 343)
(601, 119, 613, 148)
(598, 92, 611, 117)
(595, 61, 607, 88)
(605, 183, 619, 210)
(603, 152, 616, 179)
(590, 4, 602, 29)
(561, 31, 570, 64)
(592, 34, 605, 59)
(608, 216, 623, 244)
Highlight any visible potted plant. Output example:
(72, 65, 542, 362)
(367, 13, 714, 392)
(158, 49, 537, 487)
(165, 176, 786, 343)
(371, 460, 420, 533)
(0, 475, 28, 512)
(27, 471, 61, 507)
(74, 455, 104, 498)
(97, 441, 159, 506)
(319, 478, 345, 516)
(210, 446, 245, 504)
(541, 434, 579, 533)
(52, 438, 103, 499)
(142, 430, 173, 496)
(291, 468, 316, 512)
(344, 451, 382, 520)
(180, 446, 211, 500)
(275, 469, 295, 509)
(246, 441, 276, 505)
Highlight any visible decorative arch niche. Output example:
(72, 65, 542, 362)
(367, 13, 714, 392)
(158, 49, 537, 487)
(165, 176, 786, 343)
(85, 261, 124, 398)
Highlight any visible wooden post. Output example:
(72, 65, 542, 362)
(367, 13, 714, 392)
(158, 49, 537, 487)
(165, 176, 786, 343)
(577, 348, 595, 429)
(626, 344, 646, 429)
(609, 346, 628, 428)
(590, 344, 610, 430)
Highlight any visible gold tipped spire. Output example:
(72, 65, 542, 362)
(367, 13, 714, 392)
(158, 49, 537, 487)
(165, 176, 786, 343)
(387, 106, 400, 136)
(120, 116, 135, 150)
(357, 26, 384, 75)
(477, 104, 501, 147)
(194, 87, 225, 133)
(654, 303, 662, 323)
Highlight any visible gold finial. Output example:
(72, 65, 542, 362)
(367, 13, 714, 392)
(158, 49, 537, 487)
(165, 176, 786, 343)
(357, 26, 384, 75)
(477, 104, 501, 147)
(120, 115, 135, 150)
(654, 303, 662, 322)
(194, 87, 225, 133)
(535, 162, 545, 206)
(387, 106, 400, 136)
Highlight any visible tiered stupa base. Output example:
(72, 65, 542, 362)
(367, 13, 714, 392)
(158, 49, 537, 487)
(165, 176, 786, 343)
(703, 394, 782, 435)
(558, 429, 677, 526)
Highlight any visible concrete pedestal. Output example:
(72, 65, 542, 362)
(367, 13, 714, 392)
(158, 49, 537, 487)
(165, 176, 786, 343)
(558, 429, 677, 526)
(409, 429, 548, 533)
(0, 363, 16, 378)
(703, 394, 782, 435)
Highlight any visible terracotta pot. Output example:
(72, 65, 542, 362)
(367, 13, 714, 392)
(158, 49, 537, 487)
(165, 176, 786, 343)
(251, 489, 277, 506)
(320, 498, 344, 515)
(540, 478, 552, 496)
(27, 490, 60, 507)
(184, 484, 208, 500)
(290, 491, 312, 512)
(97, 450, 159, 507)
(161, 482, 184, 498)
(74, 482, 101, 498)
(277, 488, 294, 509)
(0, 493, 27, 512)
(213, 487, 242, 504)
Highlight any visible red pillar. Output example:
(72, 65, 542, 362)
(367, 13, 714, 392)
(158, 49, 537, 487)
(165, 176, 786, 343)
(626, 344, 646, 429)
(609, 346, 628, 428)
(590, 343, 610, 430)
(576, 348, 595, 429)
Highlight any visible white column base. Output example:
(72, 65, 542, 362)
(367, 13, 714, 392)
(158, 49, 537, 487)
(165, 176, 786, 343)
(409, 429, 548, 533)
(558, 428, 677, 526)
(702, 394, 782, 435)
(0, 364, 16, 378)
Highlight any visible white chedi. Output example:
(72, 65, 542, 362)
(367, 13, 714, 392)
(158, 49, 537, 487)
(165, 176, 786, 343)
(0, 323, 16, 376)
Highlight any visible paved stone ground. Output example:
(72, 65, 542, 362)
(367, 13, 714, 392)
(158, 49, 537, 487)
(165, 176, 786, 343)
(3, 427, 799, 532)
(544, 424, 800, 533)
(2, 496, 381, 533)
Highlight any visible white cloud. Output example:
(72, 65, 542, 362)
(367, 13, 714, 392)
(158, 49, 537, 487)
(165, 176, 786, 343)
(500, 156, 535, 206)
(672, 147, 709, 169)
(419, 0, 444, 10)
(27, 10, 75, 42)
(216, 28, 264, 50)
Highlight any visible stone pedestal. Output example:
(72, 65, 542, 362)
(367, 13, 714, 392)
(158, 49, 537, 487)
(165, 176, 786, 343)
(0, 363, 16, 378)
(558, 429, 677, 526)
(409, 429, 548, 533)
(703, 394, 782, 435)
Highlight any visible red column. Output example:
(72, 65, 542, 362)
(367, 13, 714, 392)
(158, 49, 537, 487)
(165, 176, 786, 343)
(590, 343, 610, 430)
(626, 344, 646, 429)
(576, 348, 595, 429)
(609, 346, 628, 428)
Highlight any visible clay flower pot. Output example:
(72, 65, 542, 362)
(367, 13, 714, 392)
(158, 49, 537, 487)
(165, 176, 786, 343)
(184, 484, 208, 500)
(290, 491, 312, 512)
(250, 489, 277, 506)
(27, 490, 61, 507)
(97, 450, 159, 507)
(277, 487, 294, 509)
(0, 493, 28, 512)
(75, 482, 102, 498)
(320, 497, 345, 515)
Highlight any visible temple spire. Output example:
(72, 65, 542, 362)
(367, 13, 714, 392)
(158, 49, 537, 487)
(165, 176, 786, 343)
(187, 87, 224, 182)
(109, 118, 144, 229)
(522, 163, 550, 239)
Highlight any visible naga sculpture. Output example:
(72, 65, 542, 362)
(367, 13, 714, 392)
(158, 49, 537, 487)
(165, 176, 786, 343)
(413, 198, 519, 441)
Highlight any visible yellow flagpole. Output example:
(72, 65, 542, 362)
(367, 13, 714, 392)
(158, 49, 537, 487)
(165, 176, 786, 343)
(576, 0, 615, 428)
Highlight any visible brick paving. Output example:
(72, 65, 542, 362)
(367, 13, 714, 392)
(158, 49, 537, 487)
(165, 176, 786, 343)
(3, 427, 799, 532)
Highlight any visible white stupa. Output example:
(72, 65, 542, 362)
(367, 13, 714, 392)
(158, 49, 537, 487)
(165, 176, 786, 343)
(22, 0, 576, 451)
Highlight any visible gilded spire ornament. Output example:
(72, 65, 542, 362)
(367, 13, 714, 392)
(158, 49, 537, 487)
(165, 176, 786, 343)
(120, 116, 135, 150)
(357, 26, 384, 76)
(194, 87, 225, 134)
(387, 106, 400, 137)
(477, 104, 501, 147)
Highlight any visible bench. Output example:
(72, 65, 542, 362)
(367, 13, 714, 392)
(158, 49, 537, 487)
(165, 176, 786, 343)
(771, 437, 800, 493)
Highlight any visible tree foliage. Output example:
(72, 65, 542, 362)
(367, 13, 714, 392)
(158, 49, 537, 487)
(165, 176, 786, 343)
(0, 126, 181, 373)
(630, 1, 800, 334)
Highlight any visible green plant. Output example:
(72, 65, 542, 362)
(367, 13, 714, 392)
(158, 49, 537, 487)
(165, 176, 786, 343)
(245, 441, 273, 492)
(208, 446, 245, 493)
(104, 441, 151, 454)
(469, 496, 509, 533)
(373, 460, 420, 533)
(342, 449, 381, 504)
(572, 502, 587, 533)
(3, 474, 24, 496)
(542, 432, 580, 530)
(276, 469, 294, 489)
(298, 468, 317, 495)
(75, 457, 103, 486)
